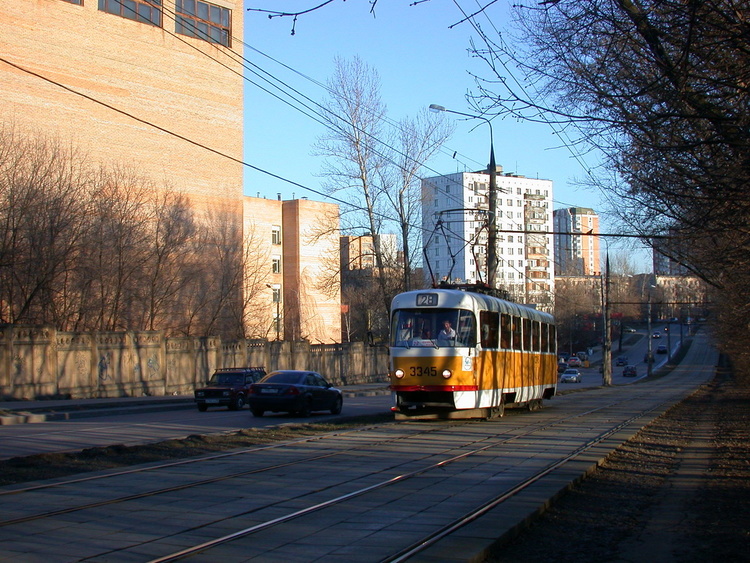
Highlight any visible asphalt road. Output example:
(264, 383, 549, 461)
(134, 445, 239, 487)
(0, 391, 394, 460)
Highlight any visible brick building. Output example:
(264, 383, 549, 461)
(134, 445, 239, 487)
(1, 0, 343, 343)
(1, 0, 244, 213)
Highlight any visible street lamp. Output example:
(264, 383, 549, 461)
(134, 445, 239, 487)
(266, 283, 281, 341)
(429, 104, 498, 288)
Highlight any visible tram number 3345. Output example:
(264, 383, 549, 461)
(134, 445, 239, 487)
(409, 366, 439, 377)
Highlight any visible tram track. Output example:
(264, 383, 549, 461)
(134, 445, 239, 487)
(1, 386, 656, 530)
(144, 387, 675, 563)
(0, 363, 714, 563)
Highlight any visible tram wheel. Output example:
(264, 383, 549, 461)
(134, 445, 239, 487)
(488, 403, 505, 419)
(527, 399, 543, 411)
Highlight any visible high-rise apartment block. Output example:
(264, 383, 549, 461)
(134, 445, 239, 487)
(553, 207, 601, 276)
(421, 166, 555, 311)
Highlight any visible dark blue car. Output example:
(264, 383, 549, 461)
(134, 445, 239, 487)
(247, 370, 343, 418)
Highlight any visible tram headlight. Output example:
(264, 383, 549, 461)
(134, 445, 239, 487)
(441, 369, 452, 379)
(394, 369, 405, 379)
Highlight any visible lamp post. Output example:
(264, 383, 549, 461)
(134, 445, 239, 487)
(429, 104, 498, 288)
(266, 283, 281, 341)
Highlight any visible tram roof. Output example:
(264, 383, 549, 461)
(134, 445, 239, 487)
(391, 289, 554, 324)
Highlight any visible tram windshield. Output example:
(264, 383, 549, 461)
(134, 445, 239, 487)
(391, 308, 476, 348)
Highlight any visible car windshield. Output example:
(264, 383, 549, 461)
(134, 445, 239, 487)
(209, 373, 244, 385)
(390, 308, 476, 348)
(262, 372, 304, 384)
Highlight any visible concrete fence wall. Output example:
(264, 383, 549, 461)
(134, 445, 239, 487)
(0, 325, 390, 400)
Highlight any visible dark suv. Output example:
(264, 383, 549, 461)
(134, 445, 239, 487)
(194, 367, 266, 411)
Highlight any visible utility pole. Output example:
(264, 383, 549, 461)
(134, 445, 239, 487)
(602, 253, 612, 385)
(487, 140, 498, 288)
(647, 289, 653, 377)
(429, 104, 498, 288)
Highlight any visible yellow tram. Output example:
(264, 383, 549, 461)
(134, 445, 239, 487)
(389, 287, 557, 419)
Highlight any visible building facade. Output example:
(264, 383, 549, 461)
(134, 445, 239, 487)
(553, 207, 601, 276)
(2, 1, 344, 343)
(1, 0, 244, 213)
(421, 166, 555, 311)
(243, 197, 342, 344)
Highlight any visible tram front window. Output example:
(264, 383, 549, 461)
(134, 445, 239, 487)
(391, 309, 475, 348)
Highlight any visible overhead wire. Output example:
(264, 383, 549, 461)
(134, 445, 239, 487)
(4, 1, 640, 305)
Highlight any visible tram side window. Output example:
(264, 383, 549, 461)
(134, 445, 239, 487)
(500, 313, 512, 349)
(541, 323, 549, 352)
(532, 321, 541, 352)
(512, 316, 523, 350)
(549, 325, 557, 354)
(456, 310, 476, 346)
(523, 318, 532, 351)
(480, 311, 499, 349)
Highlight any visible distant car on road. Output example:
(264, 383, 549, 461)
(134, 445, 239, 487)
(560, 369, 582, 383)
(656, 344, 668, 354)
(247, 370, 343, 417)
(623, 365, 638, 377)
(623, 327, 637, 333)
(652, 332, 661, 339)
(615, 355, 629, 366)
(194, 367, 267, 411)
(567, 357, 582, 367)
(558, 362, 569, 373)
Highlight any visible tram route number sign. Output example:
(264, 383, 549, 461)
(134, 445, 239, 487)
(416, 293, 438, 306)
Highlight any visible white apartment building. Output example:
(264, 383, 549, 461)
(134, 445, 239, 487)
(553, 207, 601, 276)
(421, 166, 555, 312)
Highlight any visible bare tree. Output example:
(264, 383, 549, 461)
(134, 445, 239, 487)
(379, 110, 453, 292)
(315, 55, 391, 318)
(462, 0, 750, 378)
(139, 189, 195, 332)
(182, 207, 244, 338)
(238, 220, 273, 339)
(0, 125, 91, 326)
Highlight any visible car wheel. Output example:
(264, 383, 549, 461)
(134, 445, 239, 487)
(250, 407, 264, 417)
(330, 396, 343, 415)
(197, 404, 208, 412)
(229, 394, 245, 411)
(297, 397, 312, 417)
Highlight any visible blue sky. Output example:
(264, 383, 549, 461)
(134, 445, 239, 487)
(241, 1, 652, 271)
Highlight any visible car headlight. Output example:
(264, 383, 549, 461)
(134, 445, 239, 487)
(394, 369, 405, 379)
(441, 369, 452, 379)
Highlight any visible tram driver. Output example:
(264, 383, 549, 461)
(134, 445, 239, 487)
(438, 320, 457, 343)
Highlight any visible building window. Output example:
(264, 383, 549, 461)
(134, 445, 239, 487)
(271, 226, 281, 245)
(272, 256, 281, 274)
(99, 0, 162, 26)
(176, 0, 231, 47)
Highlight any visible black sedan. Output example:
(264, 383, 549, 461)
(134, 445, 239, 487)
(247, 370, 343, 417)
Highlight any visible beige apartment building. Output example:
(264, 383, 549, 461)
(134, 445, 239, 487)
(2, 0, 343, 343)
(553, 207, 601, 276)
(245, 197, 341, 344)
